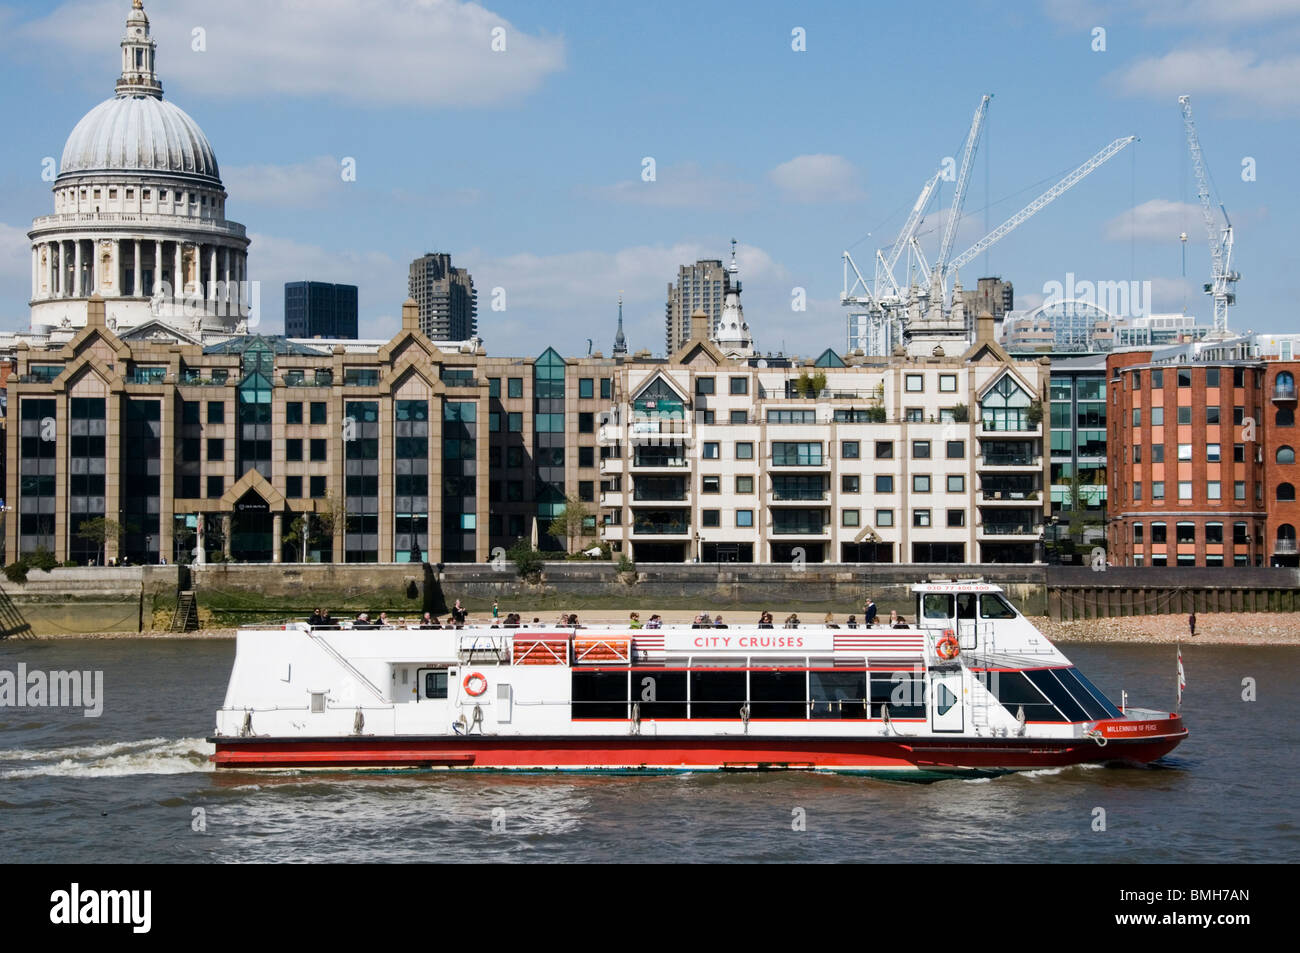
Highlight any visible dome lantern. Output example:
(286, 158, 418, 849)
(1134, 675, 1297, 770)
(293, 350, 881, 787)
(117, 0, 162, 98)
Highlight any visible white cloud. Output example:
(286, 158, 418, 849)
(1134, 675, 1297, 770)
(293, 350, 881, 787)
(12, 0, 565, 107)
(224, 157, 345, 209)
(1104, 199, 1206, 242)
(244, 231, 405, 336)
(588, 163, 754, 209)
(768, 155, 865, 204)
(1111, 47, 1300, 111)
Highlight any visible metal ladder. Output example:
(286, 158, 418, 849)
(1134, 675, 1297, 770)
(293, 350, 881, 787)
(170, 590, 198, 632)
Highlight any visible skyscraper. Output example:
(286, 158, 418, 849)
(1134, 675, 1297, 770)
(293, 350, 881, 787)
(408, 252, 477, 341)
(665, 258, 730, 354)
(284, 281, 358, 338)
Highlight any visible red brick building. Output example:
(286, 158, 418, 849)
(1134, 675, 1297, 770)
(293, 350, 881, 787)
(1107, 350, 1300, 567)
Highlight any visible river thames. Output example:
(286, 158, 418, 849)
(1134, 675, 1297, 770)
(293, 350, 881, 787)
(1, 638, 1295, 863)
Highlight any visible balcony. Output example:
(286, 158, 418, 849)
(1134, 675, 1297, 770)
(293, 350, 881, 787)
(631, 512, 691, 536)
(770, 518, 830, 536)
(979, 452, 1041, 469)
(978, 521, 1040, 537)
(632, 450, 688, 469)
(1275, 539, 1298, 555)
(632, 478, 687, 503)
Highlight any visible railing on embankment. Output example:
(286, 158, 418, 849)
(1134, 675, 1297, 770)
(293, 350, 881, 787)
(1044, 566, 1300, 620)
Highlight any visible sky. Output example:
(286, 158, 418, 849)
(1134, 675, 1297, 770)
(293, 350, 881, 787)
(0, 0, 1297, 358)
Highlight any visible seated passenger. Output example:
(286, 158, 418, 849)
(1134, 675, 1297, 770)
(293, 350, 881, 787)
(784, 613, 800, 628)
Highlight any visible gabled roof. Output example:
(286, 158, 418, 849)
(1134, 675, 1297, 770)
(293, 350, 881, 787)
(814, 347, 846, 367)
(632, 373, 687, 403)
(118, 319, 204, 347)
(221, 468, 286, 510)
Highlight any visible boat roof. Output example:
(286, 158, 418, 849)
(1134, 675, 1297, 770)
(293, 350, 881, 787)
(911, 580, 1005, 594)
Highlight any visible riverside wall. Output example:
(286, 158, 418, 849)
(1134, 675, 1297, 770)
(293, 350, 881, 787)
(2, 562, 1299, 635)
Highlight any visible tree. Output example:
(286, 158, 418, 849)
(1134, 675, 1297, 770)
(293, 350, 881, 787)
(75, 517, 124, 565)
(507, 539, 545, 579)
(547, 493, 594, 553)
(952, 402, 969, 423)
(283, 497, 347, 562)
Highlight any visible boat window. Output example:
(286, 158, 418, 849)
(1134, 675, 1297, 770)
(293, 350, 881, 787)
(935, 682, 957, 716)
(310, 692, 325, 713)
(980, 670, 1065, 722)
(809, 671, 867, 719)
(1061, 667, 1122, 719)
(750, 669, 808, 719)
(423, 671, 448, 700)
(871, 671, 925, 719)
(636, 670, 687, 719)
(922, 594, 953, 620)
(690, 670, 747, 719)
(1046, 668, 1115, 720)
(979, 594, 1017, 619)
(1024, 669, 1090, 722)
(572, 671, 629, 719)
(956, 594, 977, 620)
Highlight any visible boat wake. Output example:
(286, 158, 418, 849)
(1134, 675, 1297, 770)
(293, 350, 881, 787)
(0, 737, 214, 778)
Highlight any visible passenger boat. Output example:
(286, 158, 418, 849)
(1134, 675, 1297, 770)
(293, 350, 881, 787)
(209, 582, 1187, 777)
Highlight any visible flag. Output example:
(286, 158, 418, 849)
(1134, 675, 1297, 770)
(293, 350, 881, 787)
(1177, 643, 1186, 709)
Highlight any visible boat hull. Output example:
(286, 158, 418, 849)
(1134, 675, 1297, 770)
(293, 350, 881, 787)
(209, 715, 1186, 775)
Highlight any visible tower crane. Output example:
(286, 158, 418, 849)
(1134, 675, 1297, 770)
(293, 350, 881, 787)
(1179, 95, 1238, 334)
(933, 93, 991, 298)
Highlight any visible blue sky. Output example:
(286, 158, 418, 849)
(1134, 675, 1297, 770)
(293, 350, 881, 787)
(0, 0, 1297, 357)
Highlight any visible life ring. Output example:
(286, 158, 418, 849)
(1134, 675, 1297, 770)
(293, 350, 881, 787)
(936, 631, 960, 660)
(463, 672, 488, 697)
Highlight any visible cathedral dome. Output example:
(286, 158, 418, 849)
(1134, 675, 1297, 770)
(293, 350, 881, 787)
(59, 95, 220, 185)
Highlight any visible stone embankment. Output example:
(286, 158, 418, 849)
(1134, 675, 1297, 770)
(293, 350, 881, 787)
(1033, 612, 1300, 645)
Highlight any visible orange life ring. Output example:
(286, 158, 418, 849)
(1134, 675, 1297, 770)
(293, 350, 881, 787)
(936, 631, 960, 660)
(463, 671, 488, 697)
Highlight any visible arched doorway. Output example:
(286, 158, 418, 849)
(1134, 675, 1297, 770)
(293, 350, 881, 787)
(1275, 524, 1298, 568)
(231, 489, 274, 562)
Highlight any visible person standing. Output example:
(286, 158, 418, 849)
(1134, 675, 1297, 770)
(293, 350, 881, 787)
(1188, 612, 1196, 637)
(492, 600, 500, 621)
(451, 599, 468, 627)
(864, 598, 878, 627)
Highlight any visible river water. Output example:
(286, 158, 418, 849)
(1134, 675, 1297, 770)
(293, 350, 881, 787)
(1, 638, 1295, 863)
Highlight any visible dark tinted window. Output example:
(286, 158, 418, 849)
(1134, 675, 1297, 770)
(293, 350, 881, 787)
(635, 670, 686, 719)
(981, 670, 1064, 722)
(572, 671, 628, 719)
(749, 669, 807, 719)
(1061, 667, 1122, 718)
(871, 672, 925, 719)
(423, 671, 448, 699)
(690, 670, 746, 718)
(809, 671, 867, 719)
(1024, 668, 1090, 722)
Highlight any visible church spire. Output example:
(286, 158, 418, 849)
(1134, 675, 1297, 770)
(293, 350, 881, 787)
(612, 292, 628, 356)
(116, 1, 163, 98)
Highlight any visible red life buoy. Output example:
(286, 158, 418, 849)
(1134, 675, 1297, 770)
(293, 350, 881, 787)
(936, 631, 960, 660)
(463, 671, 488, 696)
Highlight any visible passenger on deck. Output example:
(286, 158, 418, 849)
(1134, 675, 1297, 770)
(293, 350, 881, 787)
(692, 611, 713, 628)
(377, 612, 391, 628)
(450, 600, 468, 627)
(713, 614, 727, 628)
(888, 609, 898, 627)
(354, 612, 375, 629)
(419, 612, 440, 629)
(629, 612, 643, 629)
(864, 598, 878, 627)
(307, 608, 326, 627)
(758, 611, 774, 628)
(846, 614, 858, 629)
(893, 614, 910, 629)
(646, 614, 663, 629)
(784, 612, 800, 628)
(823, 612, 839, 629)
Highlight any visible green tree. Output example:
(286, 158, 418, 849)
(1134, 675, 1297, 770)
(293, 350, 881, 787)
(75, 517, 124, 565)
(507, 539, 545, 579)
(547, 493, 594, 553)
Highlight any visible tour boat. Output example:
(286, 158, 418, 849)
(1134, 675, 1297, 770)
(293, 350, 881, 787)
(209, 582, 1187, 777)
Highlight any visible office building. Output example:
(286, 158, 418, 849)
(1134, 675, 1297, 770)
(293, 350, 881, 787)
(284, 282, 358, 339)
(408, 252, 477, 341)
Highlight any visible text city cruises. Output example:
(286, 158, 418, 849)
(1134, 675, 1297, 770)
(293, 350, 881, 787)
(209, 583, 1188, 777)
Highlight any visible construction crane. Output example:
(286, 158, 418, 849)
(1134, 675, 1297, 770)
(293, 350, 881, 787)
(933, 94, 992, 296)
(1179, 95, 1238, 334)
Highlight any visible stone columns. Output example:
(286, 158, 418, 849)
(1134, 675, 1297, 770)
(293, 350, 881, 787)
(209, 246, 218, 300)
(196, 515, 206, 564)
(31, 245, 38, 301)
(73, 240, 82, 296)
(133, 240, 141, 296)
(272, 513, 282, 563)
(154, 239, 162, 296)
(111, 239, 121, 296)
(56, 241, 65, 296)
(174, 242, 182, 295)
(221, 514, 232, 559)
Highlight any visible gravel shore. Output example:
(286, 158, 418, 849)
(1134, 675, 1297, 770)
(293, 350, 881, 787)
(11, 610, 1300, 644)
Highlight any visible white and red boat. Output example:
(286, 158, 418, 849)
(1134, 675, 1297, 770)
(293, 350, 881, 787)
(209, 582, 1187, 778)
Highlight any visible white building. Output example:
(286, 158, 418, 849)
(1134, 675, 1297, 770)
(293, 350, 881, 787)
(27, 1, 250, 347)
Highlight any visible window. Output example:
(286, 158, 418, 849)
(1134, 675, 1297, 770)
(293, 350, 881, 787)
(1208, 481, 1221, 500)
(842, 440, 860, 459)
(1235, 481, 1246, 500)
(913, 474, 931, 493)
(736, 442, 754, 460)
(1152, 481, 1164, 500)
(1152, 444, 1165, 463)
(1280, 483, 1297, 502)
(1177, 407, 1191, 425)
(1133, 409, 1141, 426)
(488, 377, 500, 398)
(601, 378, 612, 399)
(182, 401, 200, 425)
(876, 509, 894, 527)
(1151, 369, 1164, 388)
(1151, 522, 1167, 544)
(578, 481, 595, 503)
(736, 510, 754, 527)
(508, 413, 523, 433)
(946, 440, 965, 459)
(771, 442, 821, 465)
(730, 410, 748, 424)
(947, 475, 964, 493)
(1206, 522, 1223, 544)
(736, 475, 754, 493)
(310, 402, 327, 425)
(913, 509, 931, 527)
(767, 409, 815, 424)
(876, 475, 894, 493)
(1234, 444, 1245, 463)
(207, 475, 223, 499)
(730, 377, 748, 395)
(311, 439, 327, 462)
(1179, 482, 1192, 500)
(702, 475, 721, 493)
(939, 374, 957, 393)
(875, 441, 893, 459)
(905, 374, 923, 392)
(579, 378, 594, 399)
(912, 440, 930, 459)
(1151, 407, 1164, 426)
(695, 377, 715, 395)
(579, 446, 594, 468)
(1177, 522, 1196, 544)
(1207, 368, 1220, 388)
(207, 438, 224, 461)
(1133, 444, 1142, 463)
(1207, 406, 1220, 424)
(208, 401, 224, 424)
(947, 509, 965, 528)
(577, 412, 594, 433)
(842, 509, 860, 527)
(905, 408, 923, 423)
(841, 475, 859, 493)
(286, 402, 303, 425)
(286, 439, 303, 462)
(1133, 523, 1144, 543)
(1233, 521, 1248, 544)
(1207, 443, 1221, 462)
(1178, 444, 1192, 461)
(702, 442, 720, 459)
(1134, 482, 1142, 501)
(286, 476, 302, 498)
(702, 510, 720, 528)
(489, 412, 501, 432)
(508, 377, 523, 399)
